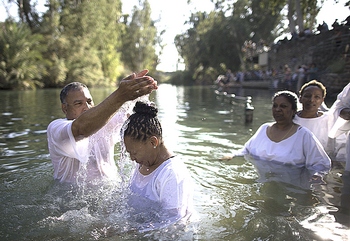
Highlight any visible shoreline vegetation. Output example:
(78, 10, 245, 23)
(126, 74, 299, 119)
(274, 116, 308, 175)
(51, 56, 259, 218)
(1, 1, 349, 93)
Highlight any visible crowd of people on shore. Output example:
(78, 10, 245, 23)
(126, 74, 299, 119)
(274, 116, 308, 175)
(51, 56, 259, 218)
(216, 15, 350, 92)
(215, 62, 319, 93)
(271, 62, 319, 92)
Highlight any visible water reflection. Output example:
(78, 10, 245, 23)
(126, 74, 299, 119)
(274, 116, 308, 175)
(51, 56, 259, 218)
(330, 173, 350, 226)
(245, 155, 314, 189)
(0, 85, 349, 240)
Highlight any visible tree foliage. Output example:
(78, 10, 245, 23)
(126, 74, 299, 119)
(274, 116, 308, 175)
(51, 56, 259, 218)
(8, 0, 41, 31)
(0, 0, 159, 89)
(120, 0, 159, 74)
(44, 0, 124, 87)
(259, 0, 322, 34)
(0, 0, 344, 88)
(175, 0, 283, 84)
(0, 20, 45, 89)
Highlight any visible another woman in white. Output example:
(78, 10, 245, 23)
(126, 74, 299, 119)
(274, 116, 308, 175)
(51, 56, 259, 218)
(224, 90, 331, 179)
(294, 80, 347, 161)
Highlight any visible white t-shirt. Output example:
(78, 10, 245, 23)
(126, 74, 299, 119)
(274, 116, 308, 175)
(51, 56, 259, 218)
(47, 105, 129, 183)
(235, 123, 331, 176)
(129, 156, 194, 226)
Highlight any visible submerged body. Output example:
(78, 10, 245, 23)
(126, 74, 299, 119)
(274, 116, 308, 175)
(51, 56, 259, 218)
(128, 156, 194, 229)
(123, 101, 195, 231)
(237, 122, 331, 176)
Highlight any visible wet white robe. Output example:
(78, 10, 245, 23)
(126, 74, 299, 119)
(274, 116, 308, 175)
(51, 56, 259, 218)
(294, 113, 329, 148)
(129, 156, 194, 229)
(328, 83, 350, 171)
(294, 113, 347, 161)
(47, 103, 131, 183)
(235, 123, 331, 176)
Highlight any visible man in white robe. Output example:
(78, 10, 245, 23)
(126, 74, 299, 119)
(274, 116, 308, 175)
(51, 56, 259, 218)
(47, 70, 158, 183)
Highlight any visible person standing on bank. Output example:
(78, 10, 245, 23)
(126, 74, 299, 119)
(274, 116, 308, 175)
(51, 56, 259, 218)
(222, 90, 331, 180)
(47, 70, 158, 184)
(123, 101, 194, 226)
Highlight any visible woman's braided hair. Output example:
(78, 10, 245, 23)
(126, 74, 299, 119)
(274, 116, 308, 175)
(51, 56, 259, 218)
(124, 101, 162, 142)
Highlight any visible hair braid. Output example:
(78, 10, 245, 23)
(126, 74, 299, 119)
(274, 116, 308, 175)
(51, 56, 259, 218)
(124, 101, 162, 142)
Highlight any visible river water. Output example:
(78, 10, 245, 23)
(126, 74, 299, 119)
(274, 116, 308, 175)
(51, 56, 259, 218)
(0, 84, 349, 240)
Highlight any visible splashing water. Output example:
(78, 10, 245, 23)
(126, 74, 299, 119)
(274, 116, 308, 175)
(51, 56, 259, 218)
(4, 86, 346, 240)
(118, 94, 154, 189)
(62, 94, 168, 236)
(37, 94, 198, 239)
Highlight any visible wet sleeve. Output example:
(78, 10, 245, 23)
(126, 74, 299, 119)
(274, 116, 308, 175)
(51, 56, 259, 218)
(302, 128, 331, 176)
(47, 119, 89, 163)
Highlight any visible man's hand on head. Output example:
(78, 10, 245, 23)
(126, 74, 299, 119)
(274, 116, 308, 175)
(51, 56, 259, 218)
(118, 70, 158, 101)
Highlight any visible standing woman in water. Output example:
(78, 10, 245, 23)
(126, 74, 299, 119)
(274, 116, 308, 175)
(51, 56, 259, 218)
(122, 101, 194, 226)
(222, 90, 331, 180)
(294, 80, 347, 161)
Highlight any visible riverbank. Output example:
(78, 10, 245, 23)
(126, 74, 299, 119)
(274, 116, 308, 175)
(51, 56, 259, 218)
(217, 79, 347, 98)
(268, 26, 350, 97)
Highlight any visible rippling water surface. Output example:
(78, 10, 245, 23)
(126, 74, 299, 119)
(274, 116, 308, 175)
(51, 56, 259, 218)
(0, 84, 349, 240)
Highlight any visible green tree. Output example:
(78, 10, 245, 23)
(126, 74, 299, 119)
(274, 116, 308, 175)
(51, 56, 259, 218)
(39, 0, 68, 87)
(56, 0, 124, 86)
(7, 0, 41, 31)
(260, 0, 322, 34)
(79, 0, 124, 85)
(0, 20, 46, 89)
(175, 0, 282, 83)
(120, 0, 159, 73)
(2, 0, 161, 88)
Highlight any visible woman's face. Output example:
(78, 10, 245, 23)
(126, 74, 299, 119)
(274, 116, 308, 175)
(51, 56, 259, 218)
(299, 86, 324, 113)
(272, 96, 296, 122)
(124, 136, 156, 167)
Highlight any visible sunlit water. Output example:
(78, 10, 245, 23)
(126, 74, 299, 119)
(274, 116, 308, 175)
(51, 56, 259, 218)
(0, 84, 349, 240)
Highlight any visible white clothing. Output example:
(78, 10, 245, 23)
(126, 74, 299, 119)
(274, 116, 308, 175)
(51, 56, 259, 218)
(47, 104, 130, 183)
(246, 157, 315, 189)
(294, 113, 347, 160)
(235, 123, 331, 176)
(329, 83, 350, 137)
(294, 113, 329, 149)
(346, 136, 350, 172)
(129, 156, 194, 226)
(328, 83, 350, 171)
